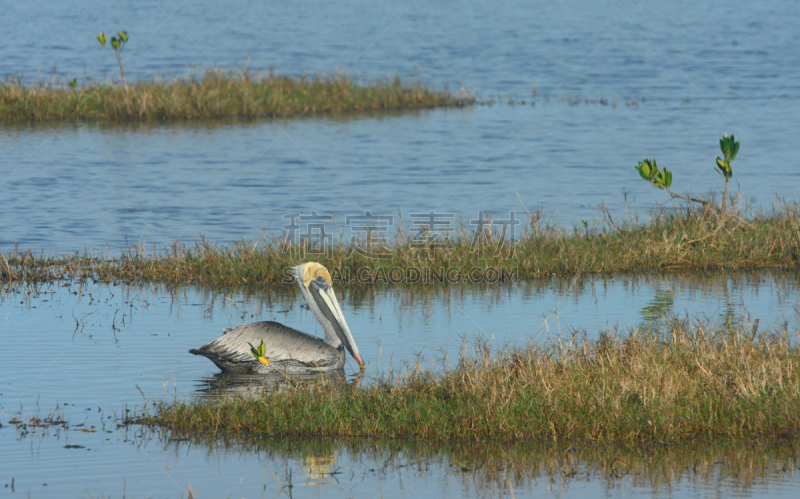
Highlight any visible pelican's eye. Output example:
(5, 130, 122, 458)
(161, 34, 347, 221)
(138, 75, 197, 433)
(316, 276, 327, 283)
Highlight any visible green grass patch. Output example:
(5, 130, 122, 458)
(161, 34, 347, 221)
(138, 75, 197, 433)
(136, 319, 800, 442)
(2, 202, 799, 286)
(0, 70, 472, 122)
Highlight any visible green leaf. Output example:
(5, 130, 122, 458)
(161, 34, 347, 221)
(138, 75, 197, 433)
(637, 160, 651, 180)
(69, 78, 77, 88)
(731, 140, 740, 161)
(654, 168, 671, 189)
(248, 340, 266, 359)
(716, 156, 725, 171)
(720, 134, 737, 160)
(111, 37, 120, 50)
(97, 33, 107, 46)
(118, 30, 128, 43)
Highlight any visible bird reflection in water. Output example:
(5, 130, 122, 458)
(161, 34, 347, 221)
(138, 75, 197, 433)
(304, 455, 338, 486)
(193, 369, 356, 400)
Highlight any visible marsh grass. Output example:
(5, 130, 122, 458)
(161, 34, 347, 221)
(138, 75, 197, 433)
(138, 319, 800, 442)
(0, 69, 472, 122)
(3, 202, 800, 286)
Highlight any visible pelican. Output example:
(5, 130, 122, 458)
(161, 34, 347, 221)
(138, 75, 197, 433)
(189, 262, 365, 374)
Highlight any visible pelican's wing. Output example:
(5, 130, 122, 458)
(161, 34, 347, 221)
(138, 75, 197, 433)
(190, 321, 337, 366)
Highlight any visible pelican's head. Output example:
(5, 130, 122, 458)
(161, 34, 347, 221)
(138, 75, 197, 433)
(293, 262, 364, 368)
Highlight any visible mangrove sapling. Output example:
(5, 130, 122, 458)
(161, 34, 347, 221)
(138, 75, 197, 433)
(97, 30, 129, 92)
(635, 134, 740, 214)
(715, 134, 739, 214)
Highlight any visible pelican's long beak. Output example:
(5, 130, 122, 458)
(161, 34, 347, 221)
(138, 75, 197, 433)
(308, 280, 365, 367)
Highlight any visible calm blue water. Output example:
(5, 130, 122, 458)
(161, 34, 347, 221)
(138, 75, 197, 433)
(2, 272, 800, 497)
(2, 1, 800, 497)
(2, 0, 800, 252)
(3, 272, 797, 413)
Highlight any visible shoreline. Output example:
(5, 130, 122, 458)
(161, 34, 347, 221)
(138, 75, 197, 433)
(132, 319, 800, 442)
(2, 203, 799, 286)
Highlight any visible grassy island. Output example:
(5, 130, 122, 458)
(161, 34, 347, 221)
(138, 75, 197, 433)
(2, 203, 799, 286)
(0, 70, 472, 122)
(136, 319, 800, 442)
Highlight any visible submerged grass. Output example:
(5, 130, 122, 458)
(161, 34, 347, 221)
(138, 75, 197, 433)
(2, 202, 800, 286)
(0, 69, 472, 122)
(140, 320, 800, 442)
